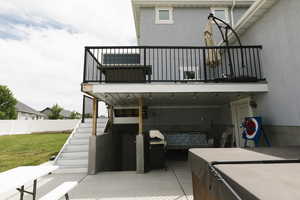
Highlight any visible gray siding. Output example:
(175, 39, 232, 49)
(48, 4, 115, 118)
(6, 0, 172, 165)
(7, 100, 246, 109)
(240, 0, 300, 126)
(144, 107, 219, 132)
(139, 7, 248, 46)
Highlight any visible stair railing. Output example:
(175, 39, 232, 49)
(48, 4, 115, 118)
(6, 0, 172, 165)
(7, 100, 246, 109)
(54, 120, 81, 165)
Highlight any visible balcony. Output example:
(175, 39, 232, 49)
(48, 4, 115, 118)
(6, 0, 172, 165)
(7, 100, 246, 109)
(83, 46, 264, 83)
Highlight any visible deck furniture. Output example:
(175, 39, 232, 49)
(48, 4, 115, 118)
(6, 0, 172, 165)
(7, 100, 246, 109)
(100, 64, 152, 83)
(149, 130, 166, 169)
(0, 165, 58, 200)
(39, 181, 78, 200)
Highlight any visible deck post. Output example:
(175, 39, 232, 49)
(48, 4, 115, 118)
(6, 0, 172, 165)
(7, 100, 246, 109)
(88, 97, 98, 175)
(136, 96, 145, 173)
(108, 105, 113, 123)
(138, 97, 143, 135)
(92, 98, 98, 136)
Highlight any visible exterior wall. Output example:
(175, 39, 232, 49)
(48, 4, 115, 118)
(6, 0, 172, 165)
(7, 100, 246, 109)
(0, 120, 79, 135)
(144, 107, 219, 133)
(139, 7, 248, 46)
(88, 134, 119, 174)
(238, 0, 300, 145)
(212, 104, 234, 142)
(17, 112, 44, 120)
(144, 106, 233, 146)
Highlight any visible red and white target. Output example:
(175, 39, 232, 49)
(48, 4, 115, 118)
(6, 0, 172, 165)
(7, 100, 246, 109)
(243, 118, 259, 139)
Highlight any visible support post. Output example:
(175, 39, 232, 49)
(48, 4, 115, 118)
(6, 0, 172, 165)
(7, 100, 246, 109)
(92, 98, 98, 136)
(136, 97, 145, 173)
(139, 97, 143, 135)
(108, 105, 113, 123)
(88, 97, 98, 175)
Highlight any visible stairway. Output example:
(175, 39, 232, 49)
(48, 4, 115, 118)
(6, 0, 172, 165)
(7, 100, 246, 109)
(54, 117, 108, 173)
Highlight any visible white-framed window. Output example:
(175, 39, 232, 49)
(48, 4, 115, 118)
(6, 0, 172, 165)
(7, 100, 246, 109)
(180, 66, 199, 80)
(155, 7, 174, 24)
(211, 7, 229, 23)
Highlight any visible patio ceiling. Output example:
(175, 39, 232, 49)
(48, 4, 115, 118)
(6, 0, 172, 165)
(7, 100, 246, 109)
(93, 92, 251, 107)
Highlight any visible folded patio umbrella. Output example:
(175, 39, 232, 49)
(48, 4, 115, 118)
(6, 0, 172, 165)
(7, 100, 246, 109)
(204, 19, 221, 67)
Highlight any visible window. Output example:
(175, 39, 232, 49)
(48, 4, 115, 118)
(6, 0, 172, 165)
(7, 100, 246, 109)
(180, 66, 199, 80)
(114, 109, 138, 117)
(211, 8, 229, 23)
(155, 7, 174, 24)
(183, 71, 196, 80)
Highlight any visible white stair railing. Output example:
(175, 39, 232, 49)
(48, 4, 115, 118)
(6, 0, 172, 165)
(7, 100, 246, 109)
(54, 120, 81, 164)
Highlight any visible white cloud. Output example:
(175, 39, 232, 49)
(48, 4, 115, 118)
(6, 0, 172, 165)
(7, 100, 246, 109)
(0, 0, 137, 114)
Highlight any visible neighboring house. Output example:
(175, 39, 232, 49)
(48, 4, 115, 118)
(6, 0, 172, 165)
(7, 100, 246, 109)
(56, 0, 299, 174)
(40, 107, 73, 119)
(16, 101, 46, 120)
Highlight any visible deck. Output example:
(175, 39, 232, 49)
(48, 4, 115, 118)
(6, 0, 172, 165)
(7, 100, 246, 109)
(83, 46, 264, 84)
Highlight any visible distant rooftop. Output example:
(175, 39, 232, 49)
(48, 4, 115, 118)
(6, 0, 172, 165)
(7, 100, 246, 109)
(41, 107, 74, 118)
(16, 101, 46, 117)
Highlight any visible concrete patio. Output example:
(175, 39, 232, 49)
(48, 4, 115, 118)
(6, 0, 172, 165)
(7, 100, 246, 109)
(3, 161, 193, 200)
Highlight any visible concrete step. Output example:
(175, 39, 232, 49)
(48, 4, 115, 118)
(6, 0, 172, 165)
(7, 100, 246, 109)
(53, 167, 88, 174)
(72, 135, 89, 140)
(69, 138, 89, 145)
(56, 159, 88, 167)
(76, 130, 105, 135)
(60, 152, 88, 159)
(80, 122, 107, 128)
(84, 118, 108, 123)
(55, 118, 108, 170)
(64, 144, 88, 152)
(77, 127, 106, 131)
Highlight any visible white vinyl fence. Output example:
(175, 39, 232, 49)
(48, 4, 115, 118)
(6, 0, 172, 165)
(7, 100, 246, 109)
(0, 120, 80, 136)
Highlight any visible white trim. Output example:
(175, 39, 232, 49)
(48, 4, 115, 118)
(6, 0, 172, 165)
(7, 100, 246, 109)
(114, 106, 139, 109)
(230, 97, 253, 147)
(155, 7, 174, 24)
(149, 105, 221, 109)
(54, 120, 81, 164)
(113, 117, 139, 124)
(114, 105, 221, 109)
(85, 83, 269, 94)
(113, 107, 139, 124)
(226, 0, 278, 44)
(211, 7, 230, 23)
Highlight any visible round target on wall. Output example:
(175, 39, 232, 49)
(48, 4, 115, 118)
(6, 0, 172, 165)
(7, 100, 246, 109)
(242, 117, 262, 141)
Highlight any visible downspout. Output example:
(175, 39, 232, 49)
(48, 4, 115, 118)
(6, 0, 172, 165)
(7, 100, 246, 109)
(231, 0, 236, 26)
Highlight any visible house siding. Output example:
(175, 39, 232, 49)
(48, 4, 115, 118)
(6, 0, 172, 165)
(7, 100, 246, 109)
(139, 7, 248, 46)
(239, 0, 300, 145)
(143, 107, 233, 146)
(17, 112, 44, 120)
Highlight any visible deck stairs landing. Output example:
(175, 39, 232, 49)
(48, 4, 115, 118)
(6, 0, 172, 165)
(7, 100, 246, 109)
(54, 117, 108, 173)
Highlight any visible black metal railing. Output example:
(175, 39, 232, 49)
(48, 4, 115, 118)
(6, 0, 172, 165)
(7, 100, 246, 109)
(83, 46, 264, 83)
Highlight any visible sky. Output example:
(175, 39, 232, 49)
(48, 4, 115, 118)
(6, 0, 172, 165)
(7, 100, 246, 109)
(0, 0, 137, 114)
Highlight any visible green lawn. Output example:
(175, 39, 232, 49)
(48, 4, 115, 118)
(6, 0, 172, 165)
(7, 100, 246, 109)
(0, 133, 69, 172)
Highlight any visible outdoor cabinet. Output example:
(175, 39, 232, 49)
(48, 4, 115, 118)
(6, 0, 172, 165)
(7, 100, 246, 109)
(121, 133, 136, 171)
(101, 53, 151, 83)
(149, 144, 165, 169)
(101, 66, 151, 83)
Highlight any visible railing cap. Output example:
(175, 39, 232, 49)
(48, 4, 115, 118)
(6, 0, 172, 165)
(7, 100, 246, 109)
(85, 45, 263, 50)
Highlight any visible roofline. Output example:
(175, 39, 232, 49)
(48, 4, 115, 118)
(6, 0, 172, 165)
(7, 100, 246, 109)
(40, 107, 51, 112)
(227, 0, 279, 43)
(132, 0, 255, 39)
(17, 110, 47, 117)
